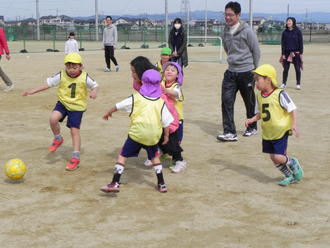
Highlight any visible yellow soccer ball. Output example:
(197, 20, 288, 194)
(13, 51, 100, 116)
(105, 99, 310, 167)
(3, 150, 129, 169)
(4, 159, 27, 180)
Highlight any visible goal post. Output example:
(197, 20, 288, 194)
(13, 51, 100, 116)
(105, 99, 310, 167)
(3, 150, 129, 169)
(187, 36, 224, 63)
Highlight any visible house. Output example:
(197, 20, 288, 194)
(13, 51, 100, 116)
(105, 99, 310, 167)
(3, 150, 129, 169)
(40, 15, 74, 26)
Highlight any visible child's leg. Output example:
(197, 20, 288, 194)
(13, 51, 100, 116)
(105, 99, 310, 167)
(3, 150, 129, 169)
(49, 110, 63, 137)
(70, 127, 81, 154)
(151, 156, 167, 192)
(270, 154, 292, 177)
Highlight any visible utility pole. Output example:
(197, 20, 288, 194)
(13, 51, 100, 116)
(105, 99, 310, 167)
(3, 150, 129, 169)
(180, 0, 190, 43)
(249, 0, 253, 29)
(165, 0, 168, 45)
(95, 0, 99, 41)
(36, 0, 40, 40)
(204, 0, 207, 43)
(287, 4, 290, 18)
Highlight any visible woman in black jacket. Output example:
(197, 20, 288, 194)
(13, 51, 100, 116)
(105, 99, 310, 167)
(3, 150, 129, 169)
(168, 18, 188, 68)
(280, 17, 304, 90)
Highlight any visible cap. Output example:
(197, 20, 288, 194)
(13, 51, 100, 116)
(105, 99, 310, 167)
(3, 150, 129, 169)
(161, 47, 172, 55)
(139, 69, 162, 98)
(252, 64, 278, 87)
(64, 53, 82, 64)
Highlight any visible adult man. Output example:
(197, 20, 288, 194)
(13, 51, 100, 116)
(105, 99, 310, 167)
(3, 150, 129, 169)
(103, 16, 119, 72)
(217, 1, 260, 141)
(0, 26, 13, 92)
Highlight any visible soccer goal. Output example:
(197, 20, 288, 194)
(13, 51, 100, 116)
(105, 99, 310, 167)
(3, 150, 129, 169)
(188, 36, 224, 63)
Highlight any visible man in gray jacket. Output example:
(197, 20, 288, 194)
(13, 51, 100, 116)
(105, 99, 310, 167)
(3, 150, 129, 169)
(217, 1, 260, 142)
(103, 16, 119, 72)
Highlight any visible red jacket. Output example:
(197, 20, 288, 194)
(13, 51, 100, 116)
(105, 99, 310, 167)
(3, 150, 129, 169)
(0, 28, 10, 55)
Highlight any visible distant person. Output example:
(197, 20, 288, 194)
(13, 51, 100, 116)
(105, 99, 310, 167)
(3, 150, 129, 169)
(217, 1, 260, 142)
(279, 17, 303, 90)
(64, 32, 79, 54)
(245, 64, 303, 186)
(103, 16, 119, 72)
(168, 18, 188, 69)
(0, 26, 13, 92)
(22, 53, 99, 171)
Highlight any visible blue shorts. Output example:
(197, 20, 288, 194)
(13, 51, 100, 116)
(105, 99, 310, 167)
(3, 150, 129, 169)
(121, 136, 159, 160)
(53, 101, 84, 129)
(262, 134, 288, 155)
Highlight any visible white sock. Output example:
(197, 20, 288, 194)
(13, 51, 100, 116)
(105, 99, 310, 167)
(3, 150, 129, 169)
(153, 164, 163, 174)
(114, 164, 124, 174)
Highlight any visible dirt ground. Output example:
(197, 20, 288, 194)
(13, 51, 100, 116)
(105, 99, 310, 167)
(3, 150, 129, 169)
(0, 44, 329, 248)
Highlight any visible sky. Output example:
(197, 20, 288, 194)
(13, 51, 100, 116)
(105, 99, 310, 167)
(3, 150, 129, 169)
(1, 0, 330, 20)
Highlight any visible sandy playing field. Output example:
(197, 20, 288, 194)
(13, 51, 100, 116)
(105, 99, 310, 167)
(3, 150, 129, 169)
(0, 44, 329, 248)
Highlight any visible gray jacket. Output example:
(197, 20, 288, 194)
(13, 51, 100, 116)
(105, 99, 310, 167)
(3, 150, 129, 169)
(103, 25, 117, 47)
(223, 21, 260, 72)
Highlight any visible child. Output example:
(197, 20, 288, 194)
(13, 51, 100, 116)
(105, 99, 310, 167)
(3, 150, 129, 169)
(64, 32, 79, 54)
(245, 64, 303, 186)
(22, 53, 98, 171)
(130, 56, 158, 91)
(161, 62, 186, 173)
(155, 47, 172, 75)
(100, 69, 173, 193)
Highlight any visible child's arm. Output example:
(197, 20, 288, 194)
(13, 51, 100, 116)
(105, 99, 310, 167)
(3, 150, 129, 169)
(245, 113, 260, 127)
(103, 106, 118, 120)
(290, 109, 299, 137)
(162, 127, 170, 145)
(22, 83, 50, 96)
(89, 87, 98, 99)
(163, 88, 178, 99)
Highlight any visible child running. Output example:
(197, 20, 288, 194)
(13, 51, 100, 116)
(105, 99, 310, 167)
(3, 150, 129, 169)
(22, 53, 98, 171)
(100, 69, 173, 193)
(245, 64, 303, 186)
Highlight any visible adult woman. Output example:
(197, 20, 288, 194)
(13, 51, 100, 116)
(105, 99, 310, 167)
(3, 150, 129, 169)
(280, 17, 303, 90)
(168, 18, 188, 69)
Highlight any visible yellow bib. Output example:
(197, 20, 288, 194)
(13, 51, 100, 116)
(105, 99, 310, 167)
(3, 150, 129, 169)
(128, 93, 165, 146)
(58, 70, 88, 111)
(257, 89, 292, 140)
(161, 81, 184, 120)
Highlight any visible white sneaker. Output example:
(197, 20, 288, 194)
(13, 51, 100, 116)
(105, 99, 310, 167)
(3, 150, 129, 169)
(115, 66, 120, 72)
(296, 85, 301, 90)
(104, 68, 111, 72)
(144, 159, 153, 167)
(217, 133, 238, 142)
(243, 128, 257, 137)
(279, 84, 286, 89)
(171, 160, 187, 173)
(3, 84, 14, 92)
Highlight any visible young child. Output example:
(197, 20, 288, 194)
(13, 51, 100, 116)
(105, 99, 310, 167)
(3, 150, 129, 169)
(100, 69, 173, 193)
(22, 53, 98, 171)
(155, 47, 172, 75)
(64, 32, 79, 54)
(245, 64, 303, 186)
(161, 62, 186, 173)
(130, 56, 158, 91)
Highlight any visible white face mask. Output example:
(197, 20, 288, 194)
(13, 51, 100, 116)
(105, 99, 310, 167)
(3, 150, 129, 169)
(174, 23, 181, 30)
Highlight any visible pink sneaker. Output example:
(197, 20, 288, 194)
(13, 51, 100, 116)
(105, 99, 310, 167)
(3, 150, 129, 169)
(49, 138, 64, 152)
(100, 182, 120, 193)
(65, 158, 80, 171)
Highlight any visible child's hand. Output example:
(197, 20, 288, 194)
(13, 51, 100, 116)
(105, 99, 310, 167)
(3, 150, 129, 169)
(245, 119, 253, 127)
(162, 134, 169, 145)
(22, 90, 32, 96)
(102, 111, 112, 120)
(291, 125, 300, 138)
(89, 91, 97, 99)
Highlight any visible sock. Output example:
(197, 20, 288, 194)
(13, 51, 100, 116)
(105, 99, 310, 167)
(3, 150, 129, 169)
(72, 151, 80, 160)
(112, 164, 124, 183)
(276, 163, 293, 177)
(55, 135, 62, 141)
(285, 156, 292, 166)
(154, 164, 165, 185)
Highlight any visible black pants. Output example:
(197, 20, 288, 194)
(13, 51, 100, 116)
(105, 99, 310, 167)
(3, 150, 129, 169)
(104, 46, 118, 69)
(282, 56, 301, 85)
(221, 70, 257, 134)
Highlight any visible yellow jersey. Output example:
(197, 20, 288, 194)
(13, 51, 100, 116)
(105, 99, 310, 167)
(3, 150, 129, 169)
(257, 88, 292, 140)
(161, 81, 184, 120)
(57, 70, 88, 111)
(128, 92, 165, 146)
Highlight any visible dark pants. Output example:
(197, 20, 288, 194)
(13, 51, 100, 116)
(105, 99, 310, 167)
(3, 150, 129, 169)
(221, 70, 257, 134)
(282, 56, 301, 85)
(104, 46, 118, 69)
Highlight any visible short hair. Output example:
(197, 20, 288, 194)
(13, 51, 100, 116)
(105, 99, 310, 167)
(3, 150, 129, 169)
(130, 56, 158, 80)
(225, 2, 241, 14)
(106, 16, 112, 20)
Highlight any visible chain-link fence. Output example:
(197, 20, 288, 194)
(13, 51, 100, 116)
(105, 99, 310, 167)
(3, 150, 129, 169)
(4, 24, 330, 53)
